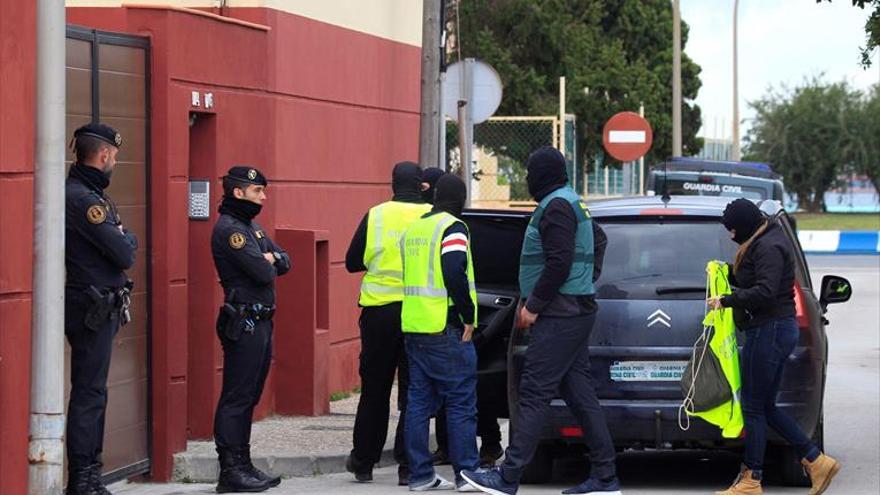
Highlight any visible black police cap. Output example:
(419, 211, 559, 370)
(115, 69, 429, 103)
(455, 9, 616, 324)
(73, 123, 123, 148)
(224, 166, 268, 186)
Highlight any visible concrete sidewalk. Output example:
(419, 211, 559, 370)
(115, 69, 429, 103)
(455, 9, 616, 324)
(172, 385, 406, 483)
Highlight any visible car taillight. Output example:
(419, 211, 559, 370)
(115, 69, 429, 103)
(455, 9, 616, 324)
(560, 427, 583, 438)
(793, 283, 810, 330)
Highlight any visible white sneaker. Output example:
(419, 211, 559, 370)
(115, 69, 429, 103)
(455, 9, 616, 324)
(410, 473, 455, 491)
(456, 479, 480, 492)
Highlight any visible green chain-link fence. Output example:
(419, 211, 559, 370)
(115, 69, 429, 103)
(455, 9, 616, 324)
(445, 115, 580, 208)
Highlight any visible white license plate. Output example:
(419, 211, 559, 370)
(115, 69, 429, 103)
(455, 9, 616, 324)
(609, 361, 688, 382)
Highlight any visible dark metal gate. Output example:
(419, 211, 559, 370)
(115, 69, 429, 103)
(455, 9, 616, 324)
(65, 26, 152, 482)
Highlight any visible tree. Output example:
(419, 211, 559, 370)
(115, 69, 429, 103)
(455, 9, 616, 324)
(454, 0, 703, 169)
(744, 78, 863, 212)
(817, 0, 880, 67)
(853, 84, 880, 192)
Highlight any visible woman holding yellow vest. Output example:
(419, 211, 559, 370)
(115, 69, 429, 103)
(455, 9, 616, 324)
(401, 174, 481, 492)
(345, 162, 431, 486)
(708, 199, 840, 495)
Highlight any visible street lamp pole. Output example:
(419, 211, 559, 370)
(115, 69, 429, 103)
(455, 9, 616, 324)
(732, 0, 741, 161)
(672, 0, 682, 157)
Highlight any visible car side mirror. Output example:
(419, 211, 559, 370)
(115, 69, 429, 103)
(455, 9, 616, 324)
(820, 275, 852, 311)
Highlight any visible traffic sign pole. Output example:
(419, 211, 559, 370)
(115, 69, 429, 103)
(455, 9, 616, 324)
(639, 103, 645, 195)
(457, 58, 474, 206)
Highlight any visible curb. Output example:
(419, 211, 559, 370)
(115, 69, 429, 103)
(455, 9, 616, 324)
(798, 230, 880, 254)
(172, 448, 398, 483)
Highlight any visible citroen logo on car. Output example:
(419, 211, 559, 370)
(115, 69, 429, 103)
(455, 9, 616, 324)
(647, 309, 671, 328)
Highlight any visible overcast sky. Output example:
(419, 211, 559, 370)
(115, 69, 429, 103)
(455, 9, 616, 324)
(681, 0, 878, 140)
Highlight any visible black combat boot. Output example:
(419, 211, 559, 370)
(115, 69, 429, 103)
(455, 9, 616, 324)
(216, 447, 271, 493)
(88, 463, 112, 495)
(242, 445, 281, 488)
(65, 465, 98, 495)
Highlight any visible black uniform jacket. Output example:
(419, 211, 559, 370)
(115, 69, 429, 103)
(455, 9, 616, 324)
(211, 214, 291, 305)
(65, 174, 138, 291)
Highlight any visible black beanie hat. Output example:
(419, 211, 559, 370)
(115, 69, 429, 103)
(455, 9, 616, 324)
(420, 167, 445, 204)
(526, 146, 568, 201)
(722, 198, 765, 244)
(433, 173, 467, 218)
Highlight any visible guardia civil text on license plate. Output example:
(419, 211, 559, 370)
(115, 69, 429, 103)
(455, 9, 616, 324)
(609, 361, 688, 382)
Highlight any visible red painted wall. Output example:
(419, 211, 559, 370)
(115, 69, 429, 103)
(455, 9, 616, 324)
(0, 4, 419, 488)
(0, 0, 36, 493)
(61, 5, 421, 481)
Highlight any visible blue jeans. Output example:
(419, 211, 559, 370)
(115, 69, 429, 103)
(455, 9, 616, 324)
(741, 317, 820, 473)
(405, 327, 479, 485)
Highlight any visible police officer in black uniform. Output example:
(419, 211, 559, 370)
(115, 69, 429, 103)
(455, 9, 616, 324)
(212, 166, 291, 493)
(65, 123, 138, 495)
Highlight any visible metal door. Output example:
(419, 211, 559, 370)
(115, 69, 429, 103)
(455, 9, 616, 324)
(65, 26, 151, 482)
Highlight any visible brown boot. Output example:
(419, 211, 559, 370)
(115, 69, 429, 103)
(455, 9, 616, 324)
(802, 454, 842, 495)
(715, 469, 763, 495)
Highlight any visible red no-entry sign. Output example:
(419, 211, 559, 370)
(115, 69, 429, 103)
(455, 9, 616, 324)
(602, 111, 653, 162)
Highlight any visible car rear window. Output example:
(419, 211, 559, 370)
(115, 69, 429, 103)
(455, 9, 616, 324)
(596, 220, 738, 300)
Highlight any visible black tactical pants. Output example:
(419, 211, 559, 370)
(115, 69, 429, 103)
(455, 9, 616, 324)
(214, 318, 273, 449)
(65, 289, 119, 470)
(350, 303, 409, 470)
(501, 313, 617, 482)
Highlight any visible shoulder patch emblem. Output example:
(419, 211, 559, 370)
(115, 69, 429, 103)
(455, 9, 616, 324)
(86, 205, 107, 224)
(229, 232, 247, 250)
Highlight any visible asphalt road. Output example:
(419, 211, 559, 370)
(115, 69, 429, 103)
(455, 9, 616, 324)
(117, 255, 879, 495)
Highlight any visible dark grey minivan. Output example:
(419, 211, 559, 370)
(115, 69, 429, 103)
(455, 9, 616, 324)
(465, 195, 852, 486)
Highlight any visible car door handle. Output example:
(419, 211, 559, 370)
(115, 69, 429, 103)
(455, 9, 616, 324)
(494, 297, 513, 307)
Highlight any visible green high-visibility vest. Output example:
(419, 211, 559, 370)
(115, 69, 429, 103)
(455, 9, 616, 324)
(359, 201, 431, 307)
(400, 211, 477, 334)
(519, 186, 595, 298)
(689, 260, 745, 438)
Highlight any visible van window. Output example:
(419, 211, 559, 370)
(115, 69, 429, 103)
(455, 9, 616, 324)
(596, 220, 738, 300)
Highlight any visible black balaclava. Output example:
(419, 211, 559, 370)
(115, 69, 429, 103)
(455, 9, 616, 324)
(391, 161, 423, 202)
(722, 198, 765, 244)
(218, 166, 268, 223)
(526, 146, 568, 201)
(433, 173, 467, 218)
(69, 162, 111, 192)
(220, 195, 262, 223)
(420, 167, 445, 204)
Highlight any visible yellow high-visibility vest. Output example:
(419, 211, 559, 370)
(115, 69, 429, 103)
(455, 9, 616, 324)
(689, 260, 745, 438)
(400, 211, 477, 333)
(359, 201, 431, 307)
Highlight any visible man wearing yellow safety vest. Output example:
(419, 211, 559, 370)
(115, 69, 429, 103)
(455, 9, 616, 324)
(345, 162, 431, 486)
(400, 174, 481, 492)
(463, 147, 621, 495)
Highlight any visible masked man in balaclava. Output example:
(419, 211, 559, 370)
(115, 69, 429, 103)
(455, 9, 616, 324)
(345, 162, 431, 486)
(400, 174, 481, 492)
(463, 147, 621, 495)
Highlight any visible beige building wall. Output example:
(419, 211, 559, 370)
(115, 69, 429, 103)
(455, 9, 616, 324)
(65, 0, 423, 46)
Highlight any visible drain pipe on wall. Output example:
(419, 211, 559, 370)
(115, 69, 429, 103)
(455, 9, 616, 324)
(29, 0, 66, 493)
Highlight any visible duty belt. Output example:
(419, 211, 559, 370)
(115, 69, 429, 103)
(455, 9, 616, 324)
(233, 303, 276, 321)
